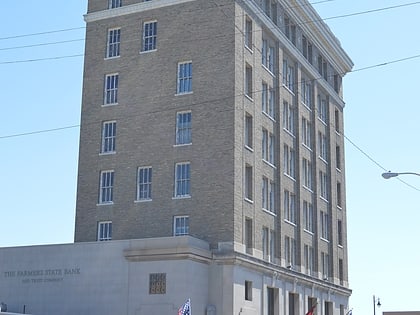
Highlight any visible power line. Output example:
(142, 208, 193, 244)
(0, 26, 85, 41)
(0, 125, 80, 140)
(0, 39, 85, 51)
(0, 54, 84, 65)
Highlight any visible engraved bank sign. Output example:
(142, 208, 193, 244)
(3, 268, 81, 284)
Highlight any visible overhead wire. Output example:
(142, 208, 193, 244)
(1, 1, 419, 191)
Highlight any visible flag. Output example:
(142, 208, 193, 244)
(346, 309, 353, 315)
(306, 303, 317, 315)
(178, 298, 191, 315)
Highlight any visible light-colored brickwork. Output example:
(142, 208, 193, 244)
(75, 0, 353, 299)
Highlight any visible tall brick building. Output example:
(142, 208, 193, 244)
(74, 0, 353, 313)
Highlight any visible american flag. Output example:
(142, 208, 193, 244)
(178, 299, 191, 315)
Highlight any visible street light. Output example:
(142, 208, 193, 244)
(381, 171, 420, 179)
(373, 295, 381, 315)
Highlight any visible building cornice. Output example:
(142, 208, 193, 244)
(84, 0, 196, 23)
(213, 250, 352, 297)
(123, 236, 212, 264)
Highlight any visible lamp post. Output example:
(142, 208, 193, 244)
(373, 295, 381, 315)
(382, 171, 420, 179)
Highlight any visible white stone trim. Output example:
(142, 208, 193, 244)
(85, 0, 196, 23)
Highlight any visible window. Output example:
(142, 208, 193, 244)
(109, 0, 122, 9)
(262, 177, 275, 213)
(318, 132, 328, 162)
(99, 170, 114, 204)
(245, 280, 253, 301)
(262, 227, 269, 261)
(304, 244, 314, 275)
(334, 74, 341, 93)
(174, 216, 189, 236)
(245, 17, 252, 49)
(174, 162, 190, 197)
(283, 101, 295, 134)
(101, 121, 116, 154)
(283, 144, 295, 178)
(245, 165, 253, 201)
(262, 82, 274, 118)
(137, 167, 152, 201)
(339, 259, 344, 285)
(318, 55, 328, 81)
(302, 158, 313, 190)
(302, 35, 313, 63)
(336, 145, 341, 170)
(262, 39, 275, 72)
(245, 113, 253, 149)
(320, 171, 328, 200)
(338, 219, 343, 246)
(320, 211, 329, 240)
(337, 182, 342, 207)
(262, 129, 274, 165)
(301, 117, 311, 148)
(97, 221, 112, 241)
(284, 15, 296, 45)
(303, 201, 314, 232)
(301, 77, 313, 107)
(289, 293, 298, 315)
(176, 111, 192, 145)
(318, 95, 328, 123)
(142, 21, 157, 52)
(269, 230, 275, 263)
(284, 190, 296, 224)
(177, 61, 192, 94)
(282, 59, 295, 92)
(245, 217, 253, 253)
(267, 287, 276, 315)
(245, 64, 253, 98)
(321, 252, 329, 279)
(285, 236, 296, 267)
(149, 273, 166, 294)
(104, 73, 119, 105)
(106, 28, 121, 58)
(334, 109, 340, 133)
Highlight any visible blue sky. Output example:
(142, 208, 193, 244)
(1, 1, 420, 314)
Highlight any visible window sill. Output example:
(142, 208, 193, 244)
(174, 143, 192, 148)
(319, 156, 328, 164)
(135, 199, 152, 203)
(140, 49, 157, 54)
(245, 145, 254, 152)
(283, 128, 296, 138)
(244, 94, 254, 102)
(244, 198, 254, 204)
(302, 143, 312, 152)
(282, 84, 295, 96)
(172, 195, 191, 200)
(262, 159, 276, 169)
(304, 229, 314, 236)
(301, 101, 313, 112)
(262, 208, 277, 217)
(99, 152, 116, 156)
(320, 237, 330, 243)
(284, 219, 297, 227)
(97, 202, 114, 206)
(320, 196, 329, 203)
(302, 185, 313, 193)
(283, 173, 296, 182)
(262, 111, 276, 122)
(175, 91, 193, 96)
(102, 103, 118, 107)
(245, 45, 253, 54)
(262, 64, 275, 77)
(104, 56, 120, 60)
